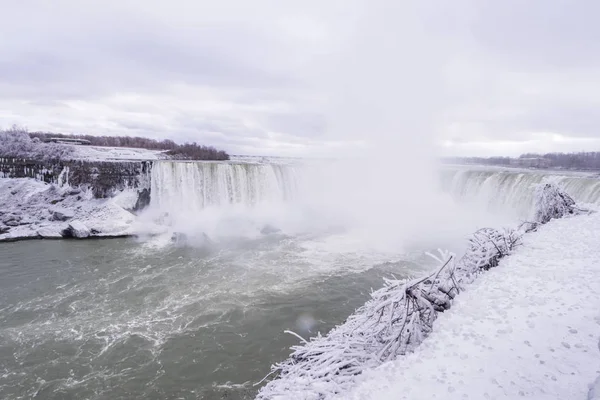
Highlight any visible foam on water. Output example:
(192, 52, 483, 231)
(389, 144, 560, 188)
(0, 238, 419, 399)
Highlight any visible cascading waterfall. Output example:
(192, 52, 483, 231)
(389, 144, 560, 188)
(150, 161, 298, 213)
(443, 167, 600, 217)
(148, 161, 600, 226)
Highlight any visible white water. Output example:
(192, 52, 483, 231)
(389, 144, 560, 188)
(143, 161, 600, 255)
(150, 161, 298, 211)
(444, 166, 600, 219)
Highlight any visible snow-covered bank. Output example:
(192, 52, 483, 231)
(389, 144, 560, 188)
(0, 178, 138, 241)
(347, 212, 600, 400)
(69, 145, 168, 161)
(257, 185, 598, 399)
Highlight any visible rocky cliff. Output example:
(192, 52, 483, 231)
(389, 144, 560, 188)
(0, 157, 152, 200)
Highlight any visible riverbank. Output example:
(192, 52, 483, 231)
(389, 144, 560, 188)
(346, 212, 600, 400)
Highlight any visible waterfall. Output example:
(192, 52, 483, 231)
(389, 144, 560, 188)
(149, 161, 298, 213)
(443, 167, 600, 217)
(148, 161, 600, 225)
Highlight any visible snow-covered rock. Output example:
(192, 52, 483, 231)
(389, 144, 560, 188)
(110, 189, 140, 211)
(261, 224, 281, 235)
(2, 214, 22, 226)
(590, 376, 600, 400)
(37, 226, 64, 238)
(0, 178, 140, 241)
(51, 207, 75, 221)
(66, 220, 90, 238)
(82, 202, 135, 235)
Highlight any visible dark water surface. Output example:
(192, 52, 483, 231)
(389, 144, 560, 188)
(0, 236, 423, 399)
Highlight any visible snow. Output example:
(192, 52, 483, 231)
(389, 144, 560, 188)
(346, 212, 600, 400)
(590, 376, 600, 400)
(36, 226, 63, 238)
(0, 178, 138, 241)
(69, 145, 168, 161)
(257, 228, 521, 399)
(110, 188, 141, 210)
(67, 220, 91, 238)
(50, 206, 75, 221)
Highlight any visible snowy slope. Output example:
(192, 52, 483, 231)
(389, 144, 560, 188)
(346, 213, 600, 400)
(69, 145, 168, 161)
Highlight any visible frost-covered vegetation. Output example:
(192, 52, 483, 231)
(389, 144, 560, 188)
(519, 151, 600, 170)
(257, 182, 589, 399)
(0, 126, 74, 161)
(532, 183, 590, 225)
(28, 129, 230, 161)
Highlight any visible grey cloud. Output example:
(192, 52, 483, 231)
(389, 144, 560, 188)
(0, 6, 294, 101)
(510, 105, 600, 138)
(266, 113, 326, 137)
(173, 115, 269, 138)
(467, 0, 600, 69)
(444, 101, 600, 146)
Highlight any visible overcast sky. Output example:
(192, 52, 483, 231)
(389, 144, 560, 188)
(1, 0, 599, 157)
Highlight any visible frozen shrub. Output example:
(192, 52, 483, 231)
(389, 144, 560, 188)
(533, 182, 588, 225)
(0, 126, 74, 161)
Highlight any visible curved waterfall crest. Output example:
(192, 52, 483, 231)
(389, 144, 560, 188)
(443, 167, 600, 217)
(148, 162, 600, 220)
(150, 161, 298, 212)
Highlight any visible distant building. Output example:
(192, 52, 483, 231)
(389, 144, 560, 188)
(509, 157, 551, 168)
(44, 137, 91, 145)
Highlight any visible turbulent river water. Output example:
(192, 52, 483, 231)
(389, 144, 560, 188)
(2, 162, 600, 399)
(0, 234, 427, 399)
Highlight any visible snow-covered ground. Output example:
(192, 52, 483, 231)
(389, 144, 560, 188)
(0, 178, 140, 241)
(69, 145, 168, 161)
(346, 212, 600, 400)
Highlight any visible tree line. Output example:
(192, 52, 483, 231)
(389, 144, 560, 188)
(25, 129, 230, 161)
(444, 152, 600, 170)
(518, 152, 600, 170)
(442, 156, 512, 166)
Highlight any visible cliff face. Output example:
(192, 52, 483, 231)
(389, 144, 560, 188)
(0, 157, 152, 200)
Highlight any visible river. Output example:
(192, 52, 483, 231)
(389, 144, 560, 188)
(0, 232, 429, 399)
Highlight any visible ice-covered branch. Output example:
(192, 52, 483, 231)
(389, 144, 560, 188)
(257, 229, 519, 399)
(533, 182, 591, 225)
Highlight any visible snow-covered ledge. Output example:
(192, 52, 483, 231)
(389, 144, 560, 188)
(257, 183, 595, 400)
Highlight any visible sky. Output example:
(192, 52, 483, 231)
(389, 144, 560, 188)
(1, 0, 599, 157)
